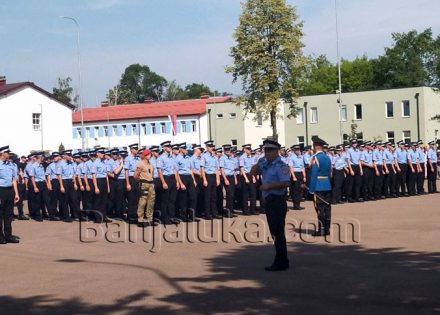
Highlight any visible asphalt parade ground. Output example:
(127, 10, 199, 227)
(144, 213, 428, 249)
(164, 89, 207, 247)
(1, 193, 440, 315)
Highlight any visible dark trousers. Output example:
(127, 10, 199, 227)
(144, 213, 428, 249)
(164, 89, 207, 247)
(417, 163, 425, 193)
(0, 187, 14, 239)
(127, 176, 140, 221)
(397, 164, 408, 195)
(332, 169, 345, 203)
(407, 166, 418, 195)
(313, 191, 332, 232)
(28, 181, 46, 219)
(111, 179, 126, 218)
(264, 194, 288, 266)
(178, 174, 196, 218)
(153, 178, 162, 219)
(194, 176, 204, 216)
(107, 178, 117, 217)
(427, 164, 438, 193)
(362, 168, 374, 199)
(216, 178, 224, 214)
(82, 179, 94, 211)
(240, 174, 256, 214)
(15, 183, 26, 216)
(224, 175, 236, 212)
(347, 165, 362, 201)
(203, 174, 217, 217)
(60, 180, 80, 219)
(93, 178, 108, 221)
(384, 165, 397, 196)
(49, 179, 61, 216)
(290, 172, 303, 207)
(374, 166, 384, 198)
(160, 175, 177, 221)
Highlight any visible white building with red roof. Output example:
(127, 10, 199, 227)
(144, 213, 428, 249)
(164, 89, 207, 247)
(0, 76, 74, 155)
(71, 96, 233, 149)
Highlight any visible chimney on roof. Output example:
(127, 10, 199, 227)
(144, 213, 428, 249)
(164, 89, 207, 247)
(144, 96, 154, 104)
(200, 94, 210, 99)
(0, 76, 6, 86)
(101, 100, 109, 107)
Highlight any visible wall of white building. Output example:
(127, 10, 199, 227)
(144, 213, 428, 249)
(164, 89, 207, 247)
(0, 86, 73, 155)
(72, 114, 205, 149)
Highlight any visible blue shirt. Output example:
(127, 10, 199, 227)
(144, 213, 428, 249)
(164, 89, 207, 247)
(239, 154, 254, 173)
(348, 147, 362, 165)
(91, 158, 109, 179)
(84, 160, 93, 179)
(157, 153, 177, 176)
(373, 149, 384, 166)
(45, 162, 58, 179)
(56, 160, 76, 180)
(333, 152, 348, 170)
(124, 154, 141, 176)
(408, 149, 419, 164)
(303, 152, 312, 167)
(150, 157, 159, 178)
(201, 152, 218, 174)
(0, 160, 16, 187)
(220, 155, 238, 176)
(427, 148, 438, 163)
(395, 148, 408, 164)
(111, 159, 125, 180)
(190, 155, 202, 172)
(24, 161, 34, 179)
(288, 153, 305, 172)
(257, 156, 290, 198)
(29, 162, 46, 182)
(175, 154, 192, 175)
(360, 150, 373, 165)
(280, 155, 289, 166)
(416, 148, 426, 163)
(384, 149, 395, 164)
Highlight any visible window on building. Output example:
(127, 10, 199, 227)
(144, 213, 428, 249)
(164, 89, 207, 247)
(387, 131, 395, 144)
(32, 113, 41, 130)
(402, 100, 410, 117)
(296, 108, 304, 124)
(385, 101, 394, 118)
(104, 126, 109, 137)
(354, 104, 362, 120)
(151, 124, 157, 134)
(96, 127, 101, 137)
(403, 130, 411, 144)
(310, 107, 318, 123)
(297, 136, 305, 146)
(160, 122, 166, 134)
(216, 114, 223, 119)
(231, 139, 237, 146)
(340, 105, 347, 122)
(256, 111, 263, 126)
(132, 124, 137, 135)
(141, 124, 147, 135)
(229, 113, 236, 119)
(77, 128, 82, 138)
(122, 125, 127, 135)
(191, 121, 196, 132)
(181, 121, 187, 133)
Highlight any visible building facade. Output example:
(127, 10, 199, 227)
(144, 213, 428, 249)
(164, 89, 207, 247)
(0, 77, 74, 155)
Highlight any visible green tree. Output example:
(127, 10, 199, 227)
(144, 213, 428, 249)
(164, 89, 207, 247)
(297, 55, 337, 95)
(164, 80, 188, 101)
(226, 0, 305, 140)
(184, 83, 212, 99)
(116, 64, 168, 103)
(52, 77, 77, 105)
(341, 55, 374, 92)
(107, 85, 136, 105)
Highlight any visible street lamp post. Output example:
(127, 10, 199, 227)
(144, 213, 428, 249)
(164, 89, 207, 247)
(335, 0, 343, 144)
(60, 16, 85, 150)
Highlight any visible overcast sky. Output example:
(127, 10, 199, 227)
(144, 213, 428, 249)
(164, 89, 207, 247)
(1, 0, 440, 107)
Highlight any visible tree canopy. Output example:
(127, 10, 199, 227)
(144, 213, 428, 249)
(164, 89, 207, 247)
(52, 77, 78, 106)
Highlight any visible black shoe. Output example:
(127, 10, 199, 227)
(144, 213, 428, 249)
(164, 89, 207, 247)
(161, 219, 172, 225)
(0, 238, 6, 245)
(250, 211, 259, 215)
(170, 218, 181, 224)
(212, 215, 222, 219)
(242, 212, 251, 216)
(18, 215, 30, 220)
(292, 206, 305, 210)
(203, 215, 213, 220)
(187, 217, 201, 222)
(49, 217, 61, 221)
(357, 198, 364, 202)
(34, 217, 43, 222)
(63, 218, 73, 223)
(104, 217, 113, 223)
(5, 236, 20, 244)
(264, 263, 289, 271)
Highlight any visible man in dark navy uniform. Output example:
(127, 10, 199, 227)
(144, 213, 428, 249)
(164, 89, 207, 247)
(251, 139, 291, 271)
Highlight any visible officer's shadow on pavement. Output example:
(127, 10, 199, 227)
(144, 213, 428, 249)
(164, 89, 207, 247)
(1, 243, 440, 314)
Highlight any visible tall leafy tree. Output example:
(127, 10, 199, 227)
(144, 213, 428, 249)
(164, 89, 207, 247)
(184, 83, 212, 99)
(226, 0, 305, 140)
(164, 80, 188, 101)
(341, 55, 374, 92)
(52, 77, 77, 105)
(297, 55, 337, 95)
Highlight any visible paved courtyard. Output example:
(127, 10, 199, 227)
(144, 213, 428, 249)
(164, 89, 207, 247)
(1, 193, 440, 314)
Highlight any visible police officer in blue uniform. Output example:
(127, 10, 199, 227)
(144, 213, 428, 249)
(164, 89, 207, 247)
(214, 147, 225, 215)
(176, 143, 198, 222)
(373, 141, 386, 199)
(107, 149, 125, 220)
(124, 144, 141, 224)
(15, 155, 29, 220)
(407, 143, 420, 196)
(427, 141, 438, 193)
(28, 152, 46, 222)
(383, 142, 398, 198)
(201, 140, 221, 220)
(347, 139, 363, 202)
(250, 139, 290, 271)
(157, 141, 180, 225)
(332, 145, 349, 203)
(57, 150, 79, 222)
(91, 148, 112, 223)
(239, 144, 258, 215)
(150, 146, 162, 218)
(360, 141, 375, 200)
(0, 146, 20, 244)
(219, 145, 238, 217)
(190, 145, 204, 217)
(308, 136, 332, 237)
(416, 141, 427, 194)
(288, 145, 306, 210)
(395, 141, 408, 196)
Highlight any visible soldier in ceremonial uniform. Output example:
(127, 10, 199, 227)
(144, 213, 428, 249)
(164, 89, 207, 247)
(427, 141, 438, 193)
(201, 140, 221, 220)
(308, 136, 332, 237)
(0, 146, 20, 244)
(250, 139, 290, 271)
(134, 149, 157, 227)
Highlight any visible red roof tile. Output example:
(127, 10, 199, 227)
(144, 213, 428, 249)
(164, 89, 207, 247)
(0, 82, 75, 109)
(72, 96, 232, 123)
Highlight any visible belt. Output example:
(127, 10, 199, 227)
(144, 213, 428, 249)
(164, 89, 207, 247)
(140, 179, 153, 184)
(317, 176, 328, 179)
(0, 186, 12, 190)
